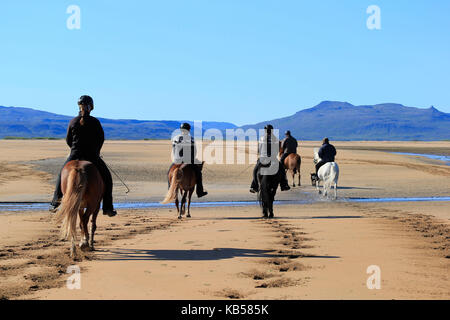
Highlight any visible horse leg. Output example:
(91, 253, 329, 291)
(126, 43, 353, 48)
(175, 191, 180, 217)
(334, 182, 337, 200)
(298, 164, 301, 186)
(77, 208, 89, 251)
(89, 205, 100, 251)
(79, 209, 90, 251)
(181, 191, 187, 215)
(186, 189, 193, 218)
(178, 190, 187, 219)
(291, 169, 295, 187)
(262, 205, 268, 218)
(268, 190, 275, 218)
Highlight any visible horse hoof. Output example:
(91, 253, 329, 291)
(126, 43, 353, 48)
(187, 214, 191, 218)
(178, 216, 182, 219)
(80, 242, 90, 252)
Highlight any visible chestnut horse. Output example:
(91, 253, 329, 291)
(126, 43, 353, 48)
(279, 143, 301, 187)
(161, 163, 203, 219)
(54, 160, 104, 259)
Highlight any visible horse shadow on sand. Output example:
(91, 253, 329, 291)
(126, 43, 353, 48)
(97, 247, 340, 261)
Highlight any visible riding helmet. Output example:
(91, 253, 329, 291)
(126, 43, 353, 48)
(285, 130, 291, 136)
(264, 124, 273, 131)
(78, 95, 94, 110)
(180, 122, 191, 131)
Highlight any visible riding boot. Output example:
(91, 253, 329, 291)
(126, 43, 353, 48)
(94, 157, 117, 217)
(49, 155, 75, 212)
(315, 160, 325, 175)
(49, 174, 63, 212)
(278, 161, 290, 191)
(249, 162, 260, 193)
(193, 165, 208, 198)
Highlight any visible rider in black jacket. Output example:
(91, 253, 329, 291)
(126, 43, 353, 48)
(315, 138, 337, 174)
(280, 130, 298, 166)
(49, 95, 117, 217)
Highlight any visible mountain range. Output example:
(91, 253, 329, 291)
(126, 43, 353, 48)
(242, 101, 450, 140)
(0, 101, 449, 140)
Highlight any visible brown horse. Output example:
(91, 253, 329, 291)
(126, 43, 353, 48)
(54, 160, 104, 259)
(161, 163, 203, 219)
(279, 143, 301, 187)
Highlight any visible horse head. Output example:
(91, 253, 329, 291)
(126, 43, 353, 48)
(313, 147, 321, 164)
(310, 173, 318, 186)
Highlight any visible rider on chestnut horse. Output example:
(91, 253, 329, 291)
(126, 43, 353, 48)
(168, 122, 207, 198)
(280, 130, 298, 167)
(249, 124, 291, 193)
(49, 95, 117, 217)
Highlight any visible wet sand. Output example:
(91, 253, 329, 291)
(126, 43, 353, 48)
(0, 140, 449, 299)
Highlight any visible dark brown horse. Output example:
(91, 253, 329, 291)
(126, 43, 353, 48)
(161, 163, 203, 219)
(54, 160, 104, 259)
(279, 143, 301, 187)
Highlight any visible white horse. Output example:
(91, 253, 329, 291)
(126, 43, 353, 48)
(312, 148, 339, 199)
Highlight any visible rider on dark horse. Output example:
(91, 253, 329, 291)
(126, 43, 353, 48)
(280, 130, 298, 167)
(249, 124, 291, 193)
(168, 122, 207, 198)
(49, 95, 117, 217)
(315, 137, 337, 175)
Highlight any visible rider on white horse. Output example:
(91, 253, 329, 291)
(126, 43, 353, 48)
(314, 138, 336, 176)
(312, 138, 339, 199)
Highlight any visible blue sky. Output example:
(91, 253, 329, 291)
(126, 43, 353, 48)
(0, 0, 449, 125)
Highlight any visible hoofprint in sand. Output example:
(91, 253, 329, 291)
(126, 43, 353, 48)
(0, 140, 449, 299)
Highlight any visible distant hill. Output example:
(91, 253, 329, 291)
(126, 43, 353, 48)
(242, 101, 450, 141)
(1, 101, 449, 140)
(0, 106, 237, 140)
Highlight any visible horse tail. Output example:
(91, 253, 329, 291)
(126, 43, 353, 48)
(331, 162, 339, 182)
(54, 168, 86, 240)
(161, 167, 181, 204)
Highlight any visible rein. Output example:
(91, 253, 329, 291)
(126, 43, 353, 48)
(100, 156, 130, 194)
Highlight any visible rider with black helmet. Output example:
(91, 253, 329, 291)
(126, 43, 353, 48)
(169, 122, 208, 198)
(49, 95, 117, 217)
(249, 124, 290, 193)
(280, 130, 298, 166)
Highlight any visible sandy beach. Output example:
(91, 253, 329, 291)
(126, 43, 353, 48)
(0, 140, 449, 299)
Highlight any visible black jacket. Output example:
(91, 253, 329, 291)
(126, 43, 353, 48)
(281, 136, 298, 154)
(318, 143, 336, 162)
(66, 114, 104, 158)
